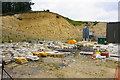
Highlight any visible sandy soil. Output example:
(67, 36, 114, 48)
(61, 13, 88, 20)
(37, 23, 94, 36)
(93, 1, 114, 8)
(3, 53, 118, 78)
(2, 12, 107, 42)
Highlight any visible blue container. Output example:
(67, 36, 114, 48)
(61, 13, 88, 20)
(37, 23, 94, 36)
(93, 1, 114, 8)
(83, 28, 85, 38)
(86, 27, 89, 37)
(83, 27, 89, 41)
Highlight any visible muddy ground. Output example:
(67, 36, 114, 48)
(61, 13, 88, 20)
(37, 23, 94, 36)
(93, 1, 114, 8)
(3, 52, 118, 78)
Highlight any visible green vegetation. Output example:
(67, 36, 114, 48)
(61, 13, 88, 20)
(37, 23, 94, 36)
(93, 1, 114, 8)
(42, 38, 45, 41)
(8, 40, 11, 43)
(17, 18, 22, 20)
(91, 26, 93, 28)
(38, 38, 40, 40)
(56, 15, 60, 18)
(85, 24, 90, 26)
(64, 41, 68, 43)
(2, 12, 15, 16)
(26, 11, 49, 13)
(63, 17, 88, 26)
(16, 35, 17, 38)
(2, 2, 99, 26)
(63, 17, 99, 26)
(2, 41, 4, 43)
(46, 9, 50, 12)
(93, 21, 99, 26)
(73, 53, 79, 58)
(114, 61, 119, 64)
(22, 39, 27, 42)
(75, 38, 82, 41)
(2, 2, 34, 16)
(39, 57, 44, 62)
(52, 62, 60, 70)
(2, 2, 99, 27)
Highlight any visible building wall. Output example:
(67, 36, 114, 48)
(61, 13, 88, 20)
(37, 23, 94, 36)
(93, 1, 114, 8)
(106, 22, 119, 43)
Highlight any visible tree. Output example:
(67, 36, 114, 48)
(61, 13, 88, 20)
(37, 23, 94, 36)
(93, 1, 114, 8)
(2, 1, 34, 14)
(46, 9, 50, 12)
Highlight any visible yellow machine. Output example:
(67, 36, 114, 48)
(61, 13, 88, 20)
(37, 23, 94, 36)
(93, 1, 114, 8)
(32, 52, 41, 56)
(55, 54, 64, 58)
(68, 40, 77, 44)
(41, 52, 47, 57)
(32, 52, 47, 57)
(95, 51, 101, 55)
(14, 57, 28, 64)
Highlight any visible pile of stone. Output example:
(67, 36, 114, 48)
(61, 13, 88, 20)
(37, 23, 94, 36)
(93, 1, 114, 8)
(78, 41, 119, 61)
(0, 41, 76, 64)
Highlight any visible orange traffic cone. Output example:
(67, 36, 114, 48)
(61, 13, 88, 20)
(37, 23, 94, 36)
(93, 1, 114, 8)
(114, 67, 120, 80)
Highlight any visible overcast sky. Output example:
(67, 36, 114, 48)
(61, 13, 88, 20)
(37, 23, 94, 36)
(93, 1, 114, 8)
(31, 0, 119, 22)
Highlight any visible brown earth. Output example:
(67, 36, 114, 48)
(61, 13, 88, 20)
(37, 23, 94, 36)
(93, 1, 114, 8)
(2, 12, 107, 42)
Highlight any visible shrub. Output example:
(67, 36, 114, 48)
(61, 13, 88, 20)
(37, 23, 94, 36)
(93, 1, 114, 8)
(8, 36, 10, 39)
(46, 9, 50, 12)
(75, 38, 80, 41)
(73, 24, 76, 26)
(22, 39, 27, 42)
(8, 36, 11, 41)
(85, 22, 88, 24)
(8, 40, 11, 43)
(73, 53, 79, 57)
(64, 41, 68, 43)
(70, 38, 74, 40)
(2, 41, 4, 43)
(3, 12, 14, 16)
(56, 16, 59, 18)
(91, 26, 93, 28)
(42, 39, 44, 41)
(17, 18, 22, 20)
(93, 21, 99, 26)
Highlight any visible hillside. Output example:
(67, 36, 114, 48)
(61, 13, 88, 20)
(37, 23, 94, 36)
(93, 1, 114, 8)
(2, 12, 107, 42)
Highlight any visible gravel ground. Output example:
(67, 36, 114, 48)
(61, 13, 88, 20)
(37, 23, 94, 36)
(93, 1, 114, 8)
(2, 52, 118, 78)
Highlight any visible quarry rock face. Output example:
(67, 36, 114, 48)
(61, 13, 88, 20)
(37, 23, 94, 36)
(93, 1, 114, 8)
(2, 12, 107, 42)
